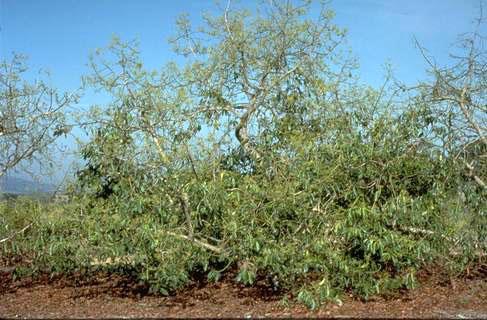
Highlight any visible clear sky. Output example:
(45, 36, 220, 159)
(1, 0, 483, 88)
(0, 0, 485, 182)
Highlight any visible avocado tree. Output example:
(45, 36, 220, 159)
(79, 0, 355, 233)
(72, 0, 486, 306)
(414, 12, 486, 188)
(0, 54, 78, 180)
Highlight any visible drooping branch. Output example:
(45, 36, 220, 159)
(166, 231, 224, 254)
(0, 223, 33, 244)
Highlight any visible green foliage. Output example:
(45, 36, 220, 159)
(1, 0, 486, 311)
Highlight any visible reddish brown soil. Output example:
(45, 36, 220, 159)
(1, 266, 487, 319)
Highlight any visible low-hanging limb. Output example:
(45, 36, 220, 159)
(166, 231, 224, 254)
(0, 223, 33, 244)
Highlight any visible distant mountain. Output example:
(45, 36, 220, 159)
(0, 175, 57, 194)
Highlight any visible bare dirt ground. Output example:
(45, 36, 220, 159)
(1, 265, 487, 319)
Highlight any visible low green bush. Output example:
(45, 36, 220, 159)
(2, 106, 484, 308)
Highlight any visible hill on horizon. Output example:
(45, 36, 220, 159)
(0, 175, 58, 195)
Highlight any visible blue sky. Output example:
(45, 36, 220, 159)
(0, 0, 485, 182)
(1, 0, 482, 89)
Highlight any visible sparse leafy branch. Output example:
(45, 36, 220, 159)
(0, 54, 79, 178)
(412, 10, 486, 188)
